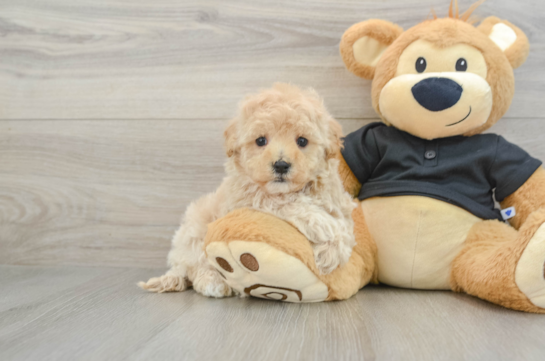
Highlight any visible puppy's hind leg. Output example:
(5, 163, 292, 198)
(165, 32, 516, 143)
(139, 246, 233, 297)
(139, 187, 231, 295)
(138, 226, 191, 293)
(137, 267, 188, 293)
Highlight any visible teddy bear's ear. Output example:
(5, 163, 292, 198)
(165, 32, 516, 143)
(477, 16, 530, 69)
(340, 20, 403, 79)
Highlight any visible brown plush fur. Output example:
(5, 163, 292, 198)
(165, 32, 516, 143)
(337, 2, 544, 312)
(501, 167, 545, 230)
(477, 16, 530, 69)
(450, 209, 545, 314)
(336, 152, 362, 197)
(371, 17, 516, 136)
(341, 1, 530, 137)
(340, 19, 403, 80)
(204, 205, 377, 301)
(196, 3, 542, 309)
(325, 205, 378, 300)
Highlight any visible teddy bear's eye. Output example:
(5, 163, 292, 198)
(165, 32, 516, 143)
(415, 57, 427, 73)
(455, 58, 467, 71)
(297, 137, 308, 148)
(256, 137, 267, 147)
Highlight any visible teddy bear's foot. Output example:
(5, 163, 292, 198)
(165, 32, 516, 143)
(138, 274, 187, 293)
(453, 209, 545, 313)
(206, 240, 329, 303)
(515, 222, 545, 308)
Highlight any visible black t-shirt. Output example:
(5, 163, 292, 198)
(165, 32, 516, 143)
(341, 122, 542, 220)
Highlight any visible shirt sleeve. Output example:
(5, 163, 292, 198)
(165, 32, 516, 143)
(341, 123, 382, 184)
(490, 136, 542, 202)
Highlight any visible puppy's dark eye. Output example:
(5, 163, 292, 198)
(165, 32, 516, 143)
(256, 137, 267, 147)
(415, 57, 427, 73)
(455, 58, 467, 71)
(297, 137, 308, 148)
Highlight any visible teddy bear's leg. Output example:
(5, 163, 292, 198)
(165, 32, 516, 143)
(450, 208, 545, 313)
(203, 207, 377, 302)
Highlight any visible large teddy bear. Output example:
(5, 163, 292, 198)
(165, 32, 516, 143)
(204, 4, 545, 313)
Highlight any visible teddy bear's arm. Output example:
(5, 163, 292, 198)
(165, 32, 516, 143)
(500, 167, 545, 229)
(337, 152, 362, 198)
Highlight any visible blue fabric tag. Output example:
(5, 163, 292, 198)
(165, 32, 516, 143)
(501, 206, 516, 221)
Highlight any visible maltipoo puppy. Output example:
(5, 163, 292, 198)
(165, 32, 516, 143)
(139, 83, 356, 298)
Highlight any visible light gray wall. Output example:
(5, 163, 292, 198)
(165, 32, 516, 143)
(1, 0, 544, 268)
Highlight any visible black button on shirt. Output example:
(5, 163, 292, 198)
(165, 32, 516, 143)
(425, 150, 436, 159)
(341, 122, 542, 220)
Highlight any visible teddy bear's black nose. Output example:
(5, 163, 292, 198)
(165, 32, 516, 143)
(411, 77, 463, 112)
(273, 160, 291, 174)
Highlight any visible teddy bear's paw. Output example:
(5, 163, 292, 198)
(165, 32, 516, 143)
(192, 268, 233, 298)
(515, 222, 545, 309)
(205, 241, 329, 303)
(138, 274, 187, 293)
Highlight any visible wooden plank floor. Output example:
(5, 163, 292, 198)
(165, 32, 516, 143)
(1, 265, 545, 361)
(1, 0, 545, 359)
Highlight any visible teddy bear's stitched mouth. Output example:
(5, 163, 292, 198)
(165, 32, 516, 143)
(446, 106, 472, 127)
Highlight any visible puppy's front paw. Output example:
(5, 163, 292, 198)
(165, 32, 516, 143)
(312, 240, 353, 275)
(138, 274, 187, 293)
(192, 269, 233, 298)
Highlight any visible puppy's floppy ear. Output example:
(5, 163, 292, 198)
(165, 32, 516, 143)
(325, 118, 343, 160)
(340, 19, 403, 80)
(478, 16, 529, 69)
(224, 118, 238, 157)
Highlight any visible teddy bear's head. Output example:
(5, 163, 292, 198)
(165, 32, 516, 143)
(340, 1, 529, 140)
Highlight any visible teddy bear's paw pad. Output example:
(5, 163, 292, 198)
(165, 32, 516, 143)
(206, 241, 328, 303)
(515, 223, 545, 309)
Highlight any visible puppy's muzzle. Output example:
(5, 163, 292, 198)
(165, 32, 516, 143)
(273, 160, 291, 175)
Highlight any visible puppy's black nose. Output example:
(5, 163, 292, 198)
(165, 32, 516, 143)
(273, 160, 291, 174)
(411, 77, 463, 112)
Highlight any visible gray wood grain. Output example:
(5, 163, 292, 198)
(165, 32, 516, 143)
(0, 0, 544, 120)
(1, 265, 545, 361)
(0, 0, 543, 268)
(1, 1, 545, 360)
(0, 118, 370, 267)
(1, 118, 543, 268)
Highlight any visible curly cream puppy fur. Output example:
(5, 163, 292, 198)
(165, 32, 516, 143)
(139, 83, 356, 298)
